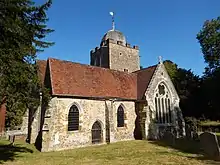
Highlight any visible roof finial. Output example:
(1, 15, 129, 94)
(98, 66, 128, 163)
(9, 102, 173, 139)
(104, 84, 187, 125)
(158, 56, 163, 64)
(109, 12, 115, 30)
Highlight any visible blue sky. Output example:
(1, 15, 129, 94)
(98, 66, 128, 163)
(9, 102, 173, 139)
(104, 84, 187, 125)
(37, 0, 220, 75)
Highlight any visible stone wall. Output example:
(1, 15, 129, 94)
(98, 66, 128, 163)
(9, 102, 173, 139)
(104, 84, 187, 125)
(19, 109, 29, 138)
(90, 46, 109, 68)
(142, 62, 185, 139)
(41, 98, 136, 152)
(110, 101, 136, 142)
(109, 42, 140, 73)
(90, 39, 140, 73)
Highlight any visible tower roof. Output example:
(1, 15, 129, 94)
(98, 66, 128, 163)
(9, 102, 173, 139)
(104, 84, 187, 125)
(101, 29, 126, 46)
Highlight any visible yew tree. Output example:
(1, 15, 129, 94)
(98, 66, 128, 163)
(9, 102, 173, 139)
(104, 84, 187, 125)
(0, 0, 54, 128)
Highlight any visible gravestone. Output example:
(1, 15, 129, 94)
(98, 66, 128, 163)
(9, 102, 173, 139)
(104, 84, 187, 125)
(193, 132, 199, 140)
(162, 131, 175, 146)
(185, 124, 193, 139)
(185, 124, 199, 140)
(217, 135, 220, 146)
(200, 132, 220, 159)
(7, 130, 25, 145)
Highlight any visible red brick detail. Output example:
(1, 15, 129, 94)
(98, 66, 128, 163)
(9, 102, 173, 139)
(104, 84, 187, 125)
(0, 103, 6, 133)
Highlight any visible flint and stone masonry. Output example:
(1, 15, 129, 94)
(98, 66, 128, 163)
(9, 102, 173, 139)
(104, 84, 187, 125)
(39, 99, 135, 152)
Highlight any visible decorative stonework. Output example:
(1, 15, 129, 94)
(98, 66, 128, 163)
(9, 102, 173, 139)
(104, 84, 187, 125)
(142, 63, 185, 139)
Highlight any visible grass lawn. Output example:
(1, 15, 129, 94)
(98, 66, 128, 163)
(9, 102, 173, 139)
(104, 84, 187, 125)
(0, 139, 218, 165)
(198, 131, 220, 136)
(200, 121, 220, 126)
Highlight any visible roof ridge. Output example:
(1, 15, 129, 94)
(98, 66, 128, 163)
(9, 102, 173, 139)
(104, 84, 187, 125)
(133, 64, 157, 73)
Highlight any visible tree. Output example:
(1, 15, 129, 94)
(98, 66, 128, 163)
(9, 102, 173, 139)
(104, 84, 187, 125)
(163, 60, 178, 84)
(200, 68, 220, 120)
(176, 68, 202, 118)
(197, 16, 220, 73)
(164, 60, 201, 118)
(197, 16, 220, 120)
(0, 0, 54, 128)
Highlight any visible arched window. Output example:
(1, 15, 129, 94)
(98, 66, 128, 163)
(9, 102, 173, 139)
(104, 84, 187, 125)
(155, 83, 172, 124)
(68, 105, 79, 131)
(117, 105, 124, 127)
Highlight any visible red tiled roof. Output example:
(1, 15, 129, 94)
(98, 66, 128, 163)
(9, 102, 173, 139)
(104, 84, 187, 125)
(49, 58, 137, 99)
(36, 60, 47, 85)
(134, 65, 157, 100)
(37, 58, 157, 100)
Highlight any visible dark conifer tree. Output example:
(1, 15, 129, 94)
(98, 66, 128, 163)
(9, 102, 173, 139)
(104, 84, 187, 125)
(0, 0, 54, 128)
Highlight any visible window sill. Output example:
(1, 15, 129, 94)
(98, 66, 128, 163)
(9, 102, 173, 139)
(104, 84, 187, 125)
(116, 127, 127, 131)
(67, 130, 81, 135)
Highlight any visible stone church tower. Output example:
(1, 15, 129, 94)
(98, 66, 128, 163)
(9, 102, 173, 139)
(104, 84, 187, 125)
(90, 29, 140, 73)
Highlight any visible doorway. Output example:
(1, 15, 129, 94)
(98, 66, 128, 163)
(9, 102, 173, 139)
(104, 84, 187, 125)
(91, 121, 102, 144)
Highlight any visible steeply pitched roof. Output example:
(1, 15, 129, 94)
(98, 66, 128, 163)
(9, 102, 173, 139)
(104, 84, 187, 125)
(37, 58, 157, 100)
(36, 60, 47, 85)
(50, 58, 137, 99)
(134, 65, 157, 100)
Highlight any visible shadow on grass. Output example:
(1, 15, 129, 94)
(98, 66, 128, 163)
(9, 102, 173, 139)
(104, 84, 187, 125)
(150, 138, 201, 154)
(150, 138, 220, 163)
(0, 142, 33, 164)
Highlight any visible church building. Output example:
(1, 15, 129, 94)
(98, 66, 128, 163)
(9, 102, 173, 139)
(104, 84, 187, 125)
(27, 20, 185, 152)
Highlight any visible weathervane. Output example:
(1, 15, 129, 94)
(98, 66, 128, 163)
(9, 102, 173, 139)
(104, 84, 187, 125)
(158, 56, 163, 64)
(109, 12, 115, 30)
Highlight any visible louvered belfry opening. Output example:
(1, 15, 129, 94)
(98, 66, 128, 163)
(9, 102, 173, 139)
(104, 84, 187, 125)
(68, 105, 79, 131)
(91, 121, 102, 144)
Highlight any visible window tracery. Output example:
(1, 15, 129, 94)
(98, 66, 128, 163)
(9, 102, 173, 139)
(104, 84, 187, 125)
(155, 83, 172, 124)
